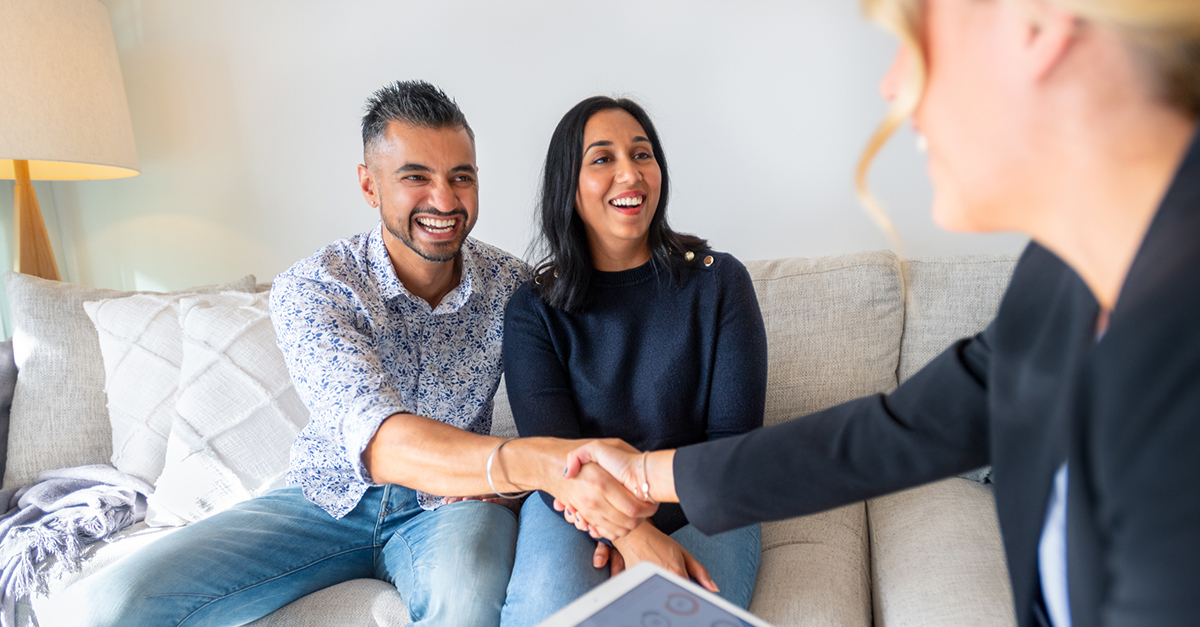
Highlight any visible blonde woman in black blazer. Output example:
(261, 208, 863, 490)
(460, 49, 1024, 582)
(558, 1, 1200, 625)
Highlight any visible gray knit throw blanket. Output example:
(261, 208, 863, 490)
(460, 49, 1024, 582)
(0, 465, 152, 627)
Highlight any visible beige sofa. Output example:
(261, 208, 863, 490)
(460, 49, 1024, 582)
(5, 250, 1019, 626)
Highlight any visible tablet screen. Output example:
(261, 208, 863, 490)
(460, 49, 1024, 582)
(577, 573, 755, 627)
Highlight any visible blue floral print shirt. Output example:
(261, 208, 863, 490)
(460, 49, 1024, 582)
(270, 223, 529, 519)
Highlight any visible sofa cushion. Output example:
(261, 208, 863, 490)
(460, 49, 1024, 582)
(2, 273, 256, 489)
(0, 339, 16, 487)
(490, 375, 516, 439)
(899, 255, 1017, 482)
(245, 579, 410, 626)
(752, 504, 871, 627)
(898, 255, 1017, 383)
(867, 478, 1016, 627)
(745, 251, 904, 426)
(147, 292, 308, 525)
(83, 293, 205, 484)
(736, 251, 899, 627)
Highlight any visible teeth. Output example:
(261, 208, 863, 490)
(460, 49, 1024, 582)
(610, 196, 643, 207)
(416, 216, 456, 230)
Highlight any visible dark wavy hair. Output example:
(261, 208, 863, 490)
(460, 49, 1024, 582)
(532, 96, 707, 312)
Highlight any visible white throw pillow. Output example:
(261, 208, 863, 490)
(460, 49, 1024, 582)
(84, 294, 196, 484)
(2, 273, 256, 489)
(146, 292, 309, 526)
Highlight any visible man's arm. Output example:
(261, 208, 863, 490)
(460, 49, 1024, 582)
(363, 413, 651, 540)
(271, 274, 652, 538)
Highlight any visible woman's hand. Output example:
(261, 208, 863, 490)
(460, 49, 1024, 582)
(597, 521, 718, 593)
(548, 460, 657, 540)
(441, 495, 523, 515)
(558, 439, 677, 536)
(564, 439, 644, 495)
(591, 542, 624, 573)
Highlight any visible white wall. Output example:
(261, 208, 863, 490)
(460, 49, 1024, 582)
(24, 0, 1028, 292)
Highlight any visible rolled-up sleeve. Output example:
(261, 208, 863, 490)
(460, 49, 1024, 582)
(270, 274, 410, 485)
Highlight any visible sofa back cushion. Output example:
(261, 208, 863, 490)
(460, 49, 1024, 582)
(746, 251, 904, 426)
(492, 251, 906, 436)
(0, 339, 16, 487)
(898, 255, 1017, 383)
(2, 273, 256, 488)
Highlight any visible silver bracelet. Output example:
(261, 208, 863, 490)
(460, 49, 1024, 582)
(486, 437, 532, 499)
(640, 450, 656, 503)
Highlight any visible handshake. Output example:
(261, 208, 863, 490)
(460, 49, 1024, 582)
(545, 439, 674, 541)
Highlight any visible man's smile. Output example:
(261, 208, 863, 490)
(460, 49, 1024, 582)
(414, 214, 460, 236)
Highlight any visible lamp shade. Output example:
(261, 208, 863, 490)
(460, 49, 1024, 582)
(0, 0, 140, 181)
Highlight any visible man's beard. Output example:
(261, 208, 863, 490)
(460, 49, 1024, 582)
(383, 203, 470, 263)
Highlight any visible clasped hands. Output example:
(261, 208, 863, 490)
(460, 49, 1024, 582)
(540, 438, 656, 541)
(441, 437, 652, 538)
(551, 439, 717, 592)
(553, 438, 652, 536)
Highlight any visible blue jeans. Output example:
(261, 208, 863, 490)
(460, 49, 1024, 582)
(500, 495, 761, 627)
(46, 485, 518, 627)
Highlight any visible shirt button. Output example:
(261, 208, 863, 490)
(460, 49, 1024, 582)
(703, 255, 714, 267)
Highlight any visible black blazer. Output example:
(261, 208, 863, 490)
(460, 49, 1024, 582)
(674, 135, 1200, 626)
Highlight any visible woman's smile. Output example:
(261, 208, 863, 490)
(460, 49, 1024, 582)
(608, 190, 647, 214)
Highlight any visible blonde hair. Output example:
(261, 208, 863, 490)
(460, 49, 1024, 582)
(854, 0, 1200, 251)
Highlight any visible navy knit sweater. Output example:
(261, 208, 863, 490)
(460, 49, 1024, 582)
(502, 251, 768, 534)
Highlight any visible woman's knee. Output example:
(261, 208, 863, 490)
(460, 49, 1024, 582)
(672, 522, 762, 608)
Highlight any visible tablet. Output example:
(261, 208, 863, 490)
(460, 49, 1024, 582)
(536, 561, 775, 627)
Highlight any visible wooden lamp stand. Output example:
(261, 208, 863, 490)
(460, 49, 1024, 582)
(11, 160, 61, 281)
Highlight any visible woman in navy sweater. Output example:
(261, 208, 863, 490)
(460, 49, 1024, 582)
(498, 96, 767, 625)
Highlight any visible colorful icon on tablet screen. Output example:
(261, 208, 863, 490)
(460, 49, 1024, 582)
(666, 594, 699, 616)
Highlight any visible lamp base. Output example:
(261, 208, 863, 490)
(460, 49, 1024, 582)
(12, 160, 61, 281)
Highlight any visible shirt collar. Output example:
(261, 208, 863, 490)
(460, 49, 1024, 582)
(367, 222, 478, 313)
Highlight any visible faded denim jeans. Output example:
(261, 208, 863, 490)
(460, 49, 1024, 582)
(47, 485, 517, 626)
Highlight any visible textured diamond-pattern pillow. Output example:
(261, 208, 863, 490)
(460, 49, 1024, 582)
(84, 294, 206, 484)
(3, 273, 256, 489)
(146, 292, 309, 525)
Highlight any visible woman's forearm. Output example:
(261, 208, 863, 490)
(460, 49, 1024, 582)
(645, 449, 679, 503)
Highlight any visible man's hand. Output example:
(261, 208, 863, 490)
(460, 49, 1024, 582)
(590, 522, 718, 593)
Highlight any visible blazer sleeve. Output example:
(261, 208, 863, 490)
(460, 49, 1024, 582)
(674, 326, 995, 534)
